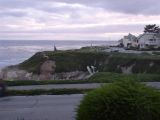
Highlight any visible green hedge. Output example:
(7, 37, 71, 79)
(77, 80, 160, 120)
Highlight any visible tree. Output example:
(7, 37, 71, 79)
(144, 24, 160, 33)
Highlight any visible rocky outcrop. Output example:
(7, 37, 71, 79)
(121, 64, 134, 74)
(1, 67, 33, 80)
(1, 60, 90, 80)
(39, 60, 56, 80)
(54, 71, 90, 80)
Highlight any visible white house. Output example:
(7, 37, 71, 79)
(137, 33, 160, 49)
(120, 33, 138, 48)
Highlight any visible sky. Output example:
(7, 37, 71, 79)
(0, 0, 160, 40)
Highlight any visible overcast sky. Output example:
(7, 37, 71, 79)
(1, 0, 160, 40)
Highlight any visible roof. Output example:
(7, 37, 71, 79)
(138, 33, 160, 40)
(123, 33, 137, 41)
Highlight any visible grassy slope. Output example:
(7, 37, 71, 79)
(6, 72, 160, 86)
(18, 50, 160, 74)
(88, 72, 160, 82)
(19, 51, 107, 73)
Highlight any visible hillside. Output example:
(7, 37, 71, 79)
(19, 50, 160, 74)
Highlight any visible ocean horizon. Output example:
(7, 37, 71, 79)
(0, 40, 118, 68)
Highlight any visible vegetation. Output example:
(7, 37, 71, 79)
(77, 80, 160, 120)
(18, 51, 160, 74)
(6, 79, 90, 86)
(88, 72, 160, 83)
(6, 88, 93, 96)
(19, 51, 107, 73)
(6, 72, 160, 86)
(152, 52, 160, 55)
(144, 24, 160, 33)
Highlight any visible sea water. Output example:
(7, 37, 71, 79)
(0, 40, 117, 68)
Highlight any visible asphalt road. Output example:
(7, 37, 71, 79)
(8, 82, 160, 90)
(1, 82, 160, 120)
(0, 94, 83, 120)
(8, 83, 104, 90)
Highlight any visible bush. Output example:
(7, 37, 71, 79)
(88, 72, 160, 82)
(77, 80, 160, 120)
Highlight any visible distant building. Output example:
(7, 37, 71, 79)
(137, 33, 160, 49)
(119, 33, 138, 48)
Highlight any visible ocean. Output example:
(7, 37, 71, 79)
(0, 40, 118, 68)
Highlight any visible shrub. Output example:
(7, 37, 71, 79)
(77, 80, 160, 120)
(88, 72, 160, 83)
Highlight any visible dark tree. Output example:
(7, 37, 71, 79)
(144, 24, 160, 33)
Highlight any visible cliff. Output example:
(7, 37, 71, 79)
(1, 50, 160, 80)
(19, 51, 160, 74)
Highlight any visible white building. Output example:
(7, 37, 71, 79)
(137, 33, 160, 49)
(120, 33, 138, 48)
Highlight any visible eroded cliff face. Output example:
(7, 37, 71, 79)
(1, 67, 35, 80)
(1, 51, 160, 80)
(1, 60, 90, 80)
(39, 60, 56, 80)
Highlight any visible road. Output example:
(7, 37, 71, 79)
(8, 82, 160, 90)
(0, 94, 83, 120)
(8, 83, 103, 90)
(1, 82, 160, 120)
(0, 82, 160, 120)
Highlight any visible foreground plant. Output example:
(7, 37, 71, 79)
(77, 80, 160, 120)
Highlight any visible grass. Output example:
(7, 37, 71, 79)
(19, 51, 107, 73)
(5, 72, 160, 86)
(88, 72, 160, 83)
(6, 88, 93, 96)
(17, 50, 160, 74)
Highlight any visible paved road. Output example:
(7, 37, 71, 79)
(8, 83, 104, 90)
(8, 82, 160, 90)
(0, 94, 83, 120)
(144, 82, 160, 89)
(1, 82, 160, 120)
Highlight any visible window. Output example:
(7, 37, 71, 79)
(149, 39, 155, 41)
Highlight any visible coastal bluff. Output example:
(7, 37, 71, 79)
(1, 50, 160, 80)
